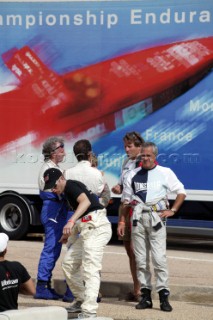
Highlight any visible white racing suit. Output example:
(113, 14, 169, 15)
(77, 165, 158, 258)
(131, 198, 169, 292)
(62, 208, 112, 317)
(122, 164, 186, 293)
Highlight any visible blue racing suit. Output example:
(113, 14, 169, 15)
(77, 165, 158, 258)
(37, 190, 67, 281)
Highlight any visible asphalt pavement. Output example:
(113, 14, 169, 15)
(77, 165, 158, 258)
(6, 237, 213, 320)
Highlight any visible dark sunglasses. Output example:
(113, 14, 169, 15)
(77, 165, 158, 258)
(53, 143, 64, 152)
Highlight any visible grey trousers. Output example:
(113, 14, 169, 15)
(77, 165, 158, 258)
(131, 212, 170, 292)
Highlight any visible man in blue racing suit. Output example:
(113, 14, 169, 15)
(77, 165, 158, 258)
(34, 136, 68, 300)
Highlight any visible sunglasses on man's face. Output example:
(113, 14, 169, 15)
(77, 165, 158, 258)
(53, 143, 64, 152)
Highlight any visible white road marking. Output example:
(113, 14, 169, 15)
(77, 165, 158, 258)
(104, 251, 213, 263)
(167, 255, 213, 263)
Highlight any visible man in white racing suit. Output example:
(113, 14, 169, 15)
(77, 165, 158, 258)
(118, 142, 186, 313)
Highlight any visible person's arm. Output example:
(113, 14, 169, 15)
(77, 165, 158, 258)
(99, 183, 111, 207)
(117, 170, 134, 236)
(111, 184, 122, 194)
(62, 193, 91, 237)
(117, 203, 130, 237)
(38, 166, 46, 191)
(171, 193, 186, 212)
(19, 278, 35, 295)
(111, 159, 128, 194)
(97, 170, 105, 196)
(160, 168, 186, 218)
(160, 193, 186, 218)
(69, 193, 91, 222)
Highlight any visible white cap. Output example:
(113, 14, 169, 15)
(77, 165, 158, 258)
(0, 233, 9, 252)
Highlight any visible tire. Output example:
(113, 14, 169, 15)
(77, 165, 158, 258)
(0, 196, 30, 240)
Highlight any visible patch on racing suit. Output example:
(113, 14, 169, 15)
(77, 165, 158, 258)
(81, 215, 92, 222)
(133, 219, 138, 226)
(153, 222, 162, 231)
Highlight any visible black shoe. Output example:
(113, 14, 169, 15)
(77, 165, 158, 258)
(66, 300, 82, 313)
(97, 292, 102, 303)
(160, 299, 173, 312)
(135, 288, 153, 310)
(159, 289, 173, 312)
(136, 298, 153, 309)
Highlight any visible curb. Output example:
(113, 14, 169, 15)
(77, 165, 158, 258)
(53, 280, 213, 304)
(68, 318, 113, 320)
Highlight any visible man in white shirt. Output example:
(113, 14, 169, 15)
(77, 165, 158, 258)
(65, 140, 104, 196)
(112, 131, 144, 301)
(118, 142, 186, 312)
(62, 139, 112, 317)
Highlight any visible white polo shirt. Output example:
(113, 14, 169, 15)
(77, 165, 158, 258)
(65, 161, 104, 196)
(38, 160, 62, 191)
(118, 158, 138, 201)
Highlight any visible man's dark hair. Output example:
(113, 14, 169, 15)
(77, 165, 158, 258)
(0, 249, 6, 257)
(73, 139, 92, 161)
(123, 131, 145, 147)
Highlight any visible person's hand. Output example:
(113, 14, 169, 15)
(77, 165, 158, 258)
(117, 222, 125, 237)
(159, 209, 175, 218)
(111, 184, 122, 194)
(62, 221, 75, 236)
(59, 234, 69, 244)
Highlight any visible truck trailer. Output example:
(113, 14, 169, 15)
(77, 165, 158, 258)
(0, 0, 212, 239)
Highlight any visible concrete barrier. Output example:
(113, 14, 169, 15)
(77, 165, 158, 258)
(0, 306, 67, 320)
(70, 318, 113, 320)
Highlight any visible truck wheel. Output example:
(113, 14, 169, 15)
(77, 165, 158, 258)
(0, 196, 30, 240)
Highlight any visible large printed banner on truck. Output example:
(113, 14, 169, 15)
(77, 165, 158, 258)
(0, 0, 212, 200)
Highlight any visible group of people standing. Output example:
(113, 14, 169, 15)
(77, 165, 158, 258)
(116, 135, 186, 312)
(36, 137, 112, 318)
(0, 132, 186, 318)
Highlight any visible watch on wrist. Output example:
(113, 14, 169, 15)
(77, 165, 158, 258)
(171, 208, 177, 213)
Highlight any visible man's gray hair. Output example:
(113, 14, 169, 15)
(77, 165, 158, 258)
(42, 136, 64, 161)
(142, 142, 158, 156)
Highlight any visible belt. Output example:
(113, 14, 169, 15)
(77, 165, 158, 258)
(81, 215, 92, 222)
(132, 203, 162, 228)
(81, 210, 99, 223)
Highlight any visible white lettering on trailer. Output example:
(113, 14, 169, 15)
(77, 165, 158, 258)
(190, 100, 213, 112)
(0, 9, 210, 29)
(130, 9, 210, 25)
